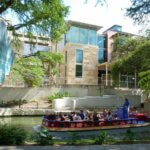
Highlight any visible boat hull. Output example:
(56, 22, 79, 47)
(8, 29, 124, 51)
(34, 123, 150, 139)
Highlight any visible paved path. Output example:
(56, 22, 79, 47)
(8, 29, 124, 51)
(0, 144, 150, 150)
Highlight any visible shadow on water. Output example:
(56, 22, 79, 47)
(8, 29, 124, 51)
(0, 116, 42, 132)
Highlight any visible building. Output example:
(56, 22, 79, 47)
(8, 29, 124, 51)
(0, 19, 14, 85)
(58, 21, 129, 86)
(59, 20, 102, 85)
(0, 20, 137, 87)
(0, 19, 52, 86)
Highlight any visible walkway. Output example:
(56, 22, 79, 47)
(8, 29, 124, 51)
(0, 144, 150, 150)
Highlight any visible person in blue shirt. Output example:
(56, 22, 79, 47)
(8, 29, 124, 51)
(79, 110, 85, 120)
(123, 98, 130, 119)
(123, 98, 130, 110)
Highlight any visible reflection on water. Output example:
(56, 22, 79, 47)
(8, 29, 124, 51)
(0, 116, 42, 132)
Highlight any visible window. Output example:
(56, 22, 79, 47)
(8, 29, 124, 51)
(88, 29, 97, 45)
(98, 50, 104, 63)
(76, 65, 82, 77)
(65, 51, 67, 63)
(79, 28, 88, 44)
(97, 35, 106, 63)
(65, 51, 67, 77)
(76, 49, 83, 78)
(66, 26, 79, 43)
(76, 49, 83, 63)
(66, 26, 97, 46)
(36, 44, 50, 52)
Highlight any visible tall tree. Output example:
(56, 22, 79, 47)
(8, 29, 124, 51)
(84, 0, 106, 6)
(11, 51, 64, 87)
(85, 0, 150, 24)
(36, 51, 64, 77)
(12, 56, 44, 87)
(111, 35, 137, 61)
(0, 0, 69, 41)
(111, 37, 150, 92)
(126, 0, 150, 24)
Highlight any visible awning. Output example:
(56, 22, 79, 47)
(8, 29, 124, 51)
(98, 62, 111, 70)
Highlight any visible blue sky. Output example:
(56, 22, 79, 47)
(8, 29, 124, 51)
(64, 0, 143, 34)
(3, 0, 144, 35)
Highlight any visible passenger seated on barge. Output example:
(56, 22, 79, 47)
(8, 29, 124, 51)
(43, 107, 148, 128)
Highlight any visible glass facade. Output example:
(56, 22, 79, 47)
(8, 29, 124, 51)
(23, 43, 50, 55)
(97, 35, 106, 63)
(0, 20, 14, 85)
(110, 25, 122, 32)
(66, 26, 97, 45)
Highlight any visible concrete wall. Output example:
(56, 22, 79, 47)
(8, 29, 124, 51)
(0, 86, 101, 103)
(0, 86, 141, 107)
(144, 102, 150, 115)
(0, 108, 52, 116)
(53, 95, 141, 111)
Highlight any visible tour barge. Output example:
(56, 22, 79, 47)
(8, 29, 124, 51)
(34, 113, 150, 139)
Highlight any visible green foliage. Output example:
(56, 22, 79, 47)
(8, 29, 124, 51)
(123, 129, 136, 142)
(0, 100, 27, 107)
(36, 51, 64, 76)
(111, 35, 141, 61)
(11, 34, 22, 53)
(94, 131, 108, 145)
(0, 124, 27, 145)
(48, 91, 72, 102)
(126, 0, 150, 24)
(11, 51, 64, 87)
(33, 130, 54, 145)
(1, 0, 69, 41)
(138, 70, 150, 92)
(12, 56, 44, 87)
(111, 35, 150, 92)
(67, 132, 80, 145)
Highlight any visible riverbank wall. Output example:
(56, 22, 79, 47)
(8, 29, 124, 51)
(0, 86, 142, 116)
(0, 108, 53, 116)
(0, 86, 141, 102)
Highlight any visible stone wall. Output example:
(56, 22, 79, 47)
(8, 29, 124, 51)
(60, 43, 98, 85)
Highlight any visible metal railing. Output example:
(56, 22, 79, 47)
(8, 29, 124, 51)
(2, 74, 138, 89)
(99, 74, 138, 89)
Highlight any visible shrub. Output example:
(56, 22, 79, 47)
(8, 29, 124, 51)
(33, 130, 54, 145)
(0, 100, 27, 107)
(123, 129, 136, 142)
(0, 124, 27, 145)
(48, 92, 72, 102)
(94, 131, 108, 145)
(67, 132, 80, 145)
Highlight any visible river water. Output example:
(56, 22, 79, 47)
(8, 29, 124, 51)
(0, 116, 42, 132)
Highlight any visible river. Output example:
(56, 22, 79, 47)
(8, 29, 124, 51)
(0, 116, 42, 132)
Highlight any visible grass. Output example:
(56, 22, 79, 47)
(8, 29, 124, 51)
(42, 138, 150, 145)
(26, 134, 150, 146)
(1, 125, 150, 146)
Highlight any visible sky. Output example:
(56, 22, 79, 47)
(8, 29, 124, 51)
(63, 0, 143, 35)
(3, 0, 145, 35)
